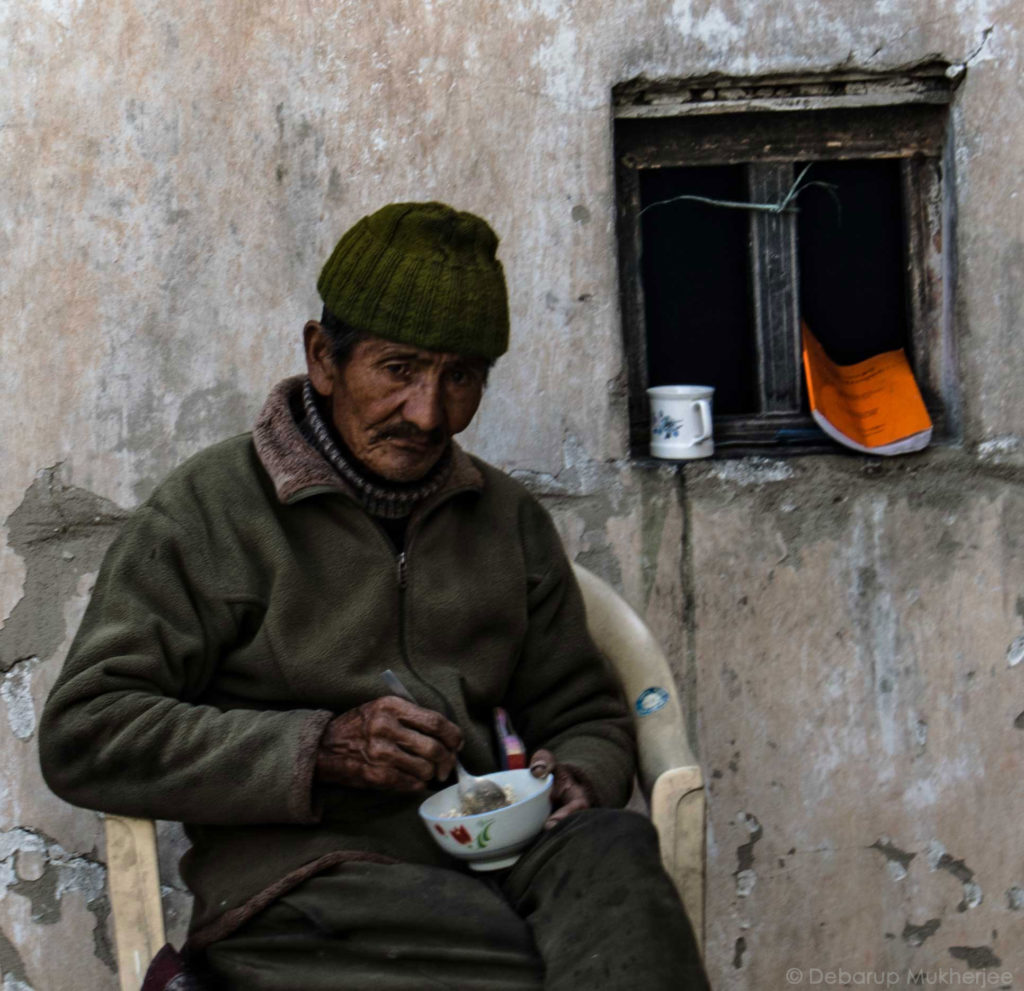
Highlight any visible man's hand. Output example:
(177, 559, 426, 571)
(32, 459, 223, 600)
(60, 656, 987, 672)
(316, 696, 462, 792)
(529, 748, 595, 829)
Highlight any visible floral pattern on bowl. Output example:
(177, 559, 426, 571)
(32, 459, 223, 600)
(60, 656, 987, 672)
(418, 769, 553, 870)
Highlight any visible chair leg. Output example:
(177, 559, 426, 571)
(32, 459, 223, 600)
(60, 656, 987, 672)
(105, 815, 166, 991)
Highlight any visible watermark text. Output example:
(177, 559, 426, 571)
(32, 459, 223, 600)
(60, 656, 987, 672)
(785, 968, 1013, 986)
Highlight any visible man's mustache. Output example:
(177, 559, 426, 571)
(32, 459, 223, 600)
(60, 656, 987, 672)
(371, 422, 445, 446)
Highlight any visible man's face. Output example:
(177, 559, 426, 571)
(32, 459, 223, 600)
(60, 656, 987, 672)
(305, 326, 487, 482)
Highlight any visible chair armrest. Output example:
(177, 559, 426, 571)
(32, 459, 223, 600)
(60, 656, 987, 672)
(650, 765, 705, 950)
(571, 563, 698, 792)
(105, 814, 165, 991)
(571, 563, 706, 951)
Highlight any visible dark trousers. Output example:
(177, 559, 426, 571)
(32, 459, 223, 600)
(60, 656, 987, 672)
(204, 809, 710, 990)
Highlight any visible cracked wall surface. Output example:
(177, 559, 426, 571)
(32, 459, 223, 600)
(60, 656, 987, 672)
(4, 0, 1024, 988)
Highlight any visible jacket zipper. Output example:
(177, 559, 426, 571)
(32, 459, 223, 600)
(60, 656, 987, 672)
(392, 543, 449, 714)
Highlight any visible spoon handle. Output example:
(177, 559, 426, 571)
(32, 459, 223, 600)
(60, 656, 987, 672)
(381, 669, 418, 705)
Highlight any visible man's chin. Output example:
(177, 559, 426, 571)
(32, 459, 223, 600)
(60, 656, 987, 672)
(367, 443, 444, 483)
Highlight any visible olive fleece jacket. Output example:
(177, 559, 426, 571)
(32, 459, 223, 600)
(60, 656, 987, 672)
(39, 376, 635, 946)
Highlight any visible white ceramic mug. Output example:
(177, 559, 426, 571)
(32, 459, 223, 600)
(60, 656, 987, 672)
(647, 385, 715, 459)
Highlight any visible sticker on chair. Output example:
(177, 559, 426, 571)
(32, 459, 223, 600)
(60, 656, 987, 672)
(635, 687, 670, 715)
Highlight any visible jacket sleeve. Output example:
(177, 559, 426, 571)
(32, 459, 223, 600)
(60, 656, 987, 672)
(503, 496, 637, 808)
(38, 503, 332, 826)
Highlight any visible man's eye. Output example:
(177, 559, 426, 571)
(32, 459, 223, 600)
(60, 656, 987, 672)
(385, 363, 411, 379)
(447, 366, 478, 387)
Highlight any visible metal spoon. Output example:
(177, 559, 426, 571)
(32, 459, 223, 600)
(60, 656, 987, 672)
(381, 669, 510, 814)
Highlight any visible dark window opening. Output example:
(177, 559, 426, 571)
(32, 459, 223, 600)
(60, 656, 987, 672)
(613, 67, 959, 456)
(640, 166, 757, 415)
(796, 159, 908, 368)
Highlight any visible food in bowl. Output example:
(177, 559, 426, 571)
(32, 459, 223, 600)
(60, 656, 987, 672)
(418, 769, 553, 870)
(440, 783, 516, 818)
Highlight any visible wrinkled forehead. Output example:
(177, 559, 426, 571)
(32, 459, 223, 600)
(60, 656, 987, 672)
(353, 336, 490, 373)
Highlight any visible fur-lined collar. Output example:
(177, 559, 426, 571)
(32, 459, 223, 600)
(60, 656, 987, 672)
(252, 376, 484, 506)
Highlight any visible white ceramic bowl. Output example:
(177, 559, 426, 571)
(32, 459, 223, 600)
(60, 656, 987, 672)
(418, 769, 553, 871)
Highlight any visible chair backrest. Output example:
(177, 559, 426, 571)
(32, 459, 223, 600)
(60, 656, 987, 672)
(104, 564, 705, 991)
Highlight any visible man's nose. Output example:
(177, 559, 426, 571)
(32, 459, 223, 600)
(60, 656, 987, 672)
(401, 376, 446, 433)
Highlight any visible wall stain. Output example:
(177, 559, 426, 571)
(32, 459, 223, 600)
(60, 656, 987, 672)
(733, 935, 747, 968)
(935, 852, 983, 911)
(173, 383, 250, 447)
(733, 812, 762, 897)
(0, 826, 114, 973)
(0, 466, 126, 672)
(902, 918, 941, 946)
(936, 852, 975, 884)
(868, 835, 917, 884)
(948, 945, 1002, 969)
(736, 813, 763, 872)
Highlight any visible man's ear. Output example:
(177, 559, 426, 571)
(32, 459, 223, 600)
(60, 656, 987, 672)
(304, 321, 336, 397)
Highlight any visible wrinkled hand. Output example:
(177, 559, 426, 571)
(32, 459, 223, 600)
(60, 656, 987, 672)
(529, 748, 594, 829)
(316, 696, 462, 792)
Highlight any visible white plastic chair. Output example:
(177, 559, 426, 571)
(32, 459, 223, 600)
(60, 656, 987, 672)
(104, 563, 706, 990)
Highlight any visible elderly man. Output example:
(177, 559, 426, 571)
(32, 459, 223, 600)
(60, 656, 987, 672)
(39, 202, 708, 990)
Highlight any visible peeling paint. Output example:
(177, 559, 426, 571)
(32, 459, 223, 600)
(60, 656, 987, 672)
(902, 918, 941, 946)
(926, 843, 984, 911)
(0, 658, 40, 741)
(926, 839, 947, 871)
(1006, 886, 1024, 910)
(5, 977, 36, 991)
(957, 880, 983, 912)
(0, 536, 27, 634)
(0, 467, 125, 673)
(977, 435, 1021, 462)
(735, 869, 757, 897)
(0, 827, 112, 971)
(871, 838, 916, 881)
(708, 457, 794, 487)
(0, 928, 30, 989)
(1007, 634, 1024, 668)
(735, 813, 762, 896)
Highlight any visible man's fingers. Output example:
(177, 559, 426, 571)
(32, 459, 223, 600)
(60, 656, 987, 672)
(366, 737, 437, 782)
(529, 748, 555, 779)
(434, 750, 456, 782)
(378, 721, 459, 779)
(543, 796, 589, 830)
(367, 700, 462, 781)
(381, 697, 463, 752)
(361, 762, 428, 792)
(317, 701, 460, 788)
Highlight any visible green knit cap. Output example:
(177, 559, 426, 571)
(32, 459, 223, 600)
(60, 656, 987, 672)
(317, 202, 509, 360)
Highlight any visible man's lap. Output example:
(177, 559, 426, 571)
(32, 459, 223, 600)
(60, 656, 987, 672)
(204, 810, 707, 991)
(204, 857, 544, 990)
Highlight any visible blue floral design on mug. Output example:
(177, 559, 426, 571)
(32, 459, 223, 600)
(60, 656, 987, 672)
(652, 409, 683, 439)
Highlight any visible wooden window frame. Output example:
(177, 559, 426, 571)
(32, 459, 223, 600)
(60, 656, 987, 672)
(613, 66, 961, 456)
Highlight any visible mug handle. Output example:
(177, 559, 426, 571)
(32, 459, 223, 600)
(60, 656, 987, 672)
(692, 399, 712, 444)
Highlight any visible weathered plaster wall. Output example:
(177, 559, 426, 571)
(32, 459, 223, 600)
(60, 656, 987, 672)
(3, 0, 1022, 987)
